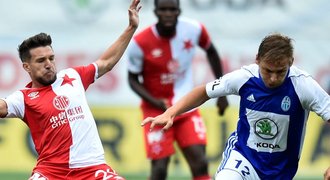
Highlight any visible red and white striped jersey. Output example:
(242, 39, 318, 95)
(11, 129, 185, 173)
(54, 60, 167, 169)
(2, 63, 106, 168)
(127, 17, 212, 109)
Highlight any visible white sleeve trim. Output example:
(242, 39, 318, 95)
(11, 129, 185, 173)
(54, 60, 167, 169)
(126, 40, 144, 74)
(2, 91, 25, 119)
(291, 74, 330, 122)
(92, 62, 99, 80)
(206, 66, 255, 98)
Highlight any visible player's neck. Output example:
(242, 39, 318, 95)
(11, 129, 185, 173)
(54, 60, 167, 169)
(156, 24, 176, 38)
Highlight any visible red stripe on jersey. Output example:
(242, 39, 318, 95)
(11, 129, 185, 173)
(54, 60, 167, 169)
(198, 24, 211, 50)
(134, 27, 175, 107)
(22, 86, 72, 167)
(73, 64, 96, 90)
(20, 65, 97, 167)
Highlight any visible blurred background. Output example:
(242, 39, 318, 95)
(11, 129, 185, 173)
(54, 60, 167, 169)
(0, 0, 329, 179)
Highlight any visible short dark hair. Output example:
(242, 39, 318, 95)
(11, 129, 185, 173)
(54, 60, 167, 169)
(257, 33, 294, 62)
(18, 32, 52, 62)
(154, 0, 180, 7)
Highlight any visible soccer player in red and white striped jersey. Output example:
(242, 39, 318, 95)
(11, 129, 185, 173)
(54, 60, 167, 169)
(0, 0, 141, 179)
(126, 0, 228, 179)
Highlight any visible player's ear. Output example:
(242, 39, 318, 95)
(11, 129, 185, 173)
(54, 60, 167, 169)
(255, 54, 260, 64)
(289, 57, 294, 66)
(22, 62, 31, 73)
(154, 7, 159, 16)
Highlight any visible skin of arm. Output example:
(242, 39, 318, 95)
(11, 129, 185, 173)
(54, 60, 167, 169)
(205, 43, 229, 115)
(0, 99, 7, 118)
(128, 72, 169, 111)
(325, 166, 330, 180)
(95, 0, 141, 78)
(205, 43, 223, 78)
(141, 85, 210, 130)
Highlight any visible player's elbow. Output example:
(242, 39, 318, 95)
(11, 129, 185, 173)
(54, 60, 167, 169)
(0, 100, 8, 118)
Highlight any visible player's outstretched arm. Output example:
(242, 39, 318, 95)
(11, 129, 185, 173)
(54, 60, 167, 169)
(141, 85, 210, 131)
(0, 99, 8, 118)
(96, 0, 141, 78)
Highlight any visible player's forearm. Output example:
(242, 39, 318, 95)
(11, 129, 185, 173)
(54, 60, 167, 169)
(97, 26, 137, 76)
(206, 43, 224, 78)
(166, 85, 210, 118)
(101, 25, 137, 60)
(128, 76, 164, 109)
(97, 0, 140, 76)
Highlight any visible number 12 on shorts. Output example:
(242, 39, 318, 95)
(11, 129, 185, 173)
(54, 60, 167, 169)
(235, 159, 251, 177)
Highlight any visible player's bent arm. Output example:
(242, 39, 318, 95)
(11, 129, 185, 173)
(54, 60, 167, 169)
(96, 0, 141, 78)
(205, 43, 229, 115)
(128, 72, 168, 110)
(205, 43, 223, 78)
(0, 99, 8, 118)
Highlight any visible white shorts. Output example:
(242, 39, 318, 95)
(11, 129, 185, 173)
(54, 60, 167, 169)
(215, 149, 260, 180)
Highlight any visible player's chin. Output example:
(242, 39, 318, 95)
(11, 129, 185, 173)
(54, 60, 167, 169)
(161, 20, 176, 28)
(46, 72, 56, 80)
(266, 84, 280, 89)
(163, 23, 176, 29)
(39, 74, 57, 86)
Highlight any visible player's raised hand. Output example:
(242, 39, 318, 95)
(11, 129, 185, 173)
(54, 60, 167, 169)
(141, 113, 174, 131)
(128, 0, 141, 29)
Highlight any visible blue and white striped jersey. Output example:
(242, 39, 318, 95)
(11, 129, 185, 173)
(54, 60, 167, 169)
(206, 64, 330, 179)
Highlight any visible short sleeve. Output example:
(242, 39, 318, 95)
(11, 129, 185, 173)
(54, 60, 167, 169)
(198, 24, 211, 50)
(126, 40, 144, 74)
(292, 75, 330, 121)
(73, 63, 97, 90)
(206, 68, 252, 98)
(1, 90, 24, 119)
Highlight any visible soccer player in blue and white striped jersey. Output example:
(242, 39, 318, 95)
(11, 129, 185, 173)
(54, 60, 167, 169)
(142, 33, 330, 180)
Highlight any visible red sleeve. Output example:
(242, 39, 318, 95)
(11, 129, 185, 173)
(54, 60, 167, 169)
(73, 64, 96, 90)
(198, 24, 212, 50)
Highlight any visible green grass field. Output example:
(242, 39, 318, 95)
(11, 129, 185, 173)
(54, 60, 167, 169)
(0, 173, 200, 180)
(0, 172, 323, 180)
(0, 172, 193, 180)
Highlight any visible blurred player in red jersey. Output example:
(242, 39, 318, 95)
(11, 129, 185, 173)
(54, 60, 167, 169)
(126, 0, 228, 179)
(0, 0, 141, 179)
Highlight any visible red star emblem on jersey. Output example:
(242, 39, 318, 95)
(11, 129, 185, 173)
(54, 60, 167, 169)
(183, 39, 193, 51)
(61, 74, 76, 86)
